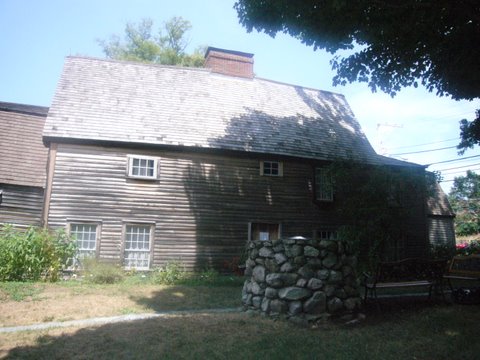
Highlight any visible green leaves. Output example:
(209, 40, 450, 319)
(235, 0, 480, 101)
(458, 110, 480, 155)
(98, 17, 205, 67)
(0, 225, 77, 282)
(449, 170, 480, 237)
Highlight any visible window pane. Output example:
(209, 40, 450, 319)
(125, 225, 151, 270)
(262, 161, 281, 176)
(315, 167, 333, 201)
(129, 156, 157, 179)
(317, 230, 338, 240)
(70, 224, 97, 257)
(259, 232, 270, 241)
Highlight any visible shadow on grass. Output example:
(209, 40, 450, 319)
(362, 296, 450, 323)
(4, 301, 480, 360)
(129, 285, 243, 313)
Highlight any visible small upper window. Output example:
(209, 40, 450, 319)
(260, 161, 283, 177)
(127, 155, 158, 179)
(315, 167, 333, 201)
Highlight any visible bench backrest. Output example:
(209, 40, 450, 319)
(375, 258, 447, 282)
(448, 255, 480, 277)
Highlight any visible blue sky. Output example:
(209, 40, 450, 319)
(1, 0, 479, 193)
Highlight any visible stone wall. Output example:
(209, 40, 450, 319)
(242, 237, 362, 324)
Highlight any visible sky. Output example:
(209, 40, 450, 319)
(1, 0, 479, 193)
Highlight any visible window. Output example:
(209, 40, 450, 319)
(260, 161, 283, 176)
(124, 224, 152, 270)
(127, 155, 158, 179)
(315, 167, 333, 201)
(316, 229, 338, 241)
(70, 223, 98, 257)
(249, 222, 281, 241)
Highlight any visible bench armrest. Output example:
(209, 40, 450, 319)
(361, 271, 374, 285)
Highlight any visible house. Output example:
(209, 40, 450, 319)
(0, 102, 49, 228)
(427, 182, 456, 250)
(38, 47, 449, 270)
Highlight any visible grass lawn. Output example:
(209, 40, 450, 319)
(1, 278, 480, 359)
(0, 276, 243, 328)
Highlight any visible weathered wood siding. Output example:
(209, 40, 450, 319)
(46, 143, 339, 270)
(0, 184, 44, 227)
(46, 143, 429, 269)
(428, 217, 456, 249)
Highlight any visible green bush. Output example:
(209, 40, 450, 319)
(430, 243, 456, 259)
(0, 225, 76, 282)
(151, 261, 187, 285)
(81, 258, 125, 284)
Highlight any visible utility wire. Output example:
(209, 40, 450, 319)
(435, 162, 480, 172)
(390, 145, 457, 156)
(441, 168, 480, 175)
(426, 155, 480, 166)
(388, 137, 460, 150)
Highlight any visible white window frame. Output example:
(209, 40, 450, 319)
(127, 155, 159, 180)
(315, 167, 333, 202)
(68, 222, 100, 259)
(123, 223, 154, 270)
(260, 161, 283, 177)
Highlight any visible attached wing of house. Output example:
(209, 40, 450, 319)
(0, 102, 49, 227)
(40, 47, 436, 270)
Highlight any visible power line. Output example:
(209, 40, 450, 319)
(388, 137, 460, 150)
(426, 155, 480, 166)
(441, 168, 480, 175)
(435, 162, 480, 172)
(390, 145, 457, 156)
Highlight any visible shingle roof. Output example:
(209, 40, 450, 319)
(427, 182, 455, 217)
(44, 56, 419, 167)
(0, 102, 49, 187)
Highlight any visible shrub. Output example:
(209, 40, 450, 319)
(430, 243, 456, 259)
(151, 261, 187, 285)
(81, 258, 125, 284)
(198, 267, 220, 283)
(0, 225, 76, 282)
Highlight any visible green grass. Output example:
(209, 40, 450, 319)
(2, 275, 479, 359)
(2, 304, 479, 359)
(0, 282, 44, 301)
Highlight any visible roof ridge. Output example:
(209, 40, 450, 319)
(66, 55, 211, 73)
(67, 55, 345, 96)
(255, 76, 346, 98)
(0, 102, 49, 117)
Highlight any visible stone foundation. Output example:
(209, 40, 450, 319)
(242, 237, 362, 324)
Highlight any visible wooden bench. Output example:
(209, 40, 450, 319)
(443, 254, 480, 294)
(364, 258, 447, 304)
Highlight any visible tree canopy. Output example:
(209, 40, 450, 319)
(449, 170, 480, 236)
(234, 0, 480, 151)
(98, 17, 205, 67)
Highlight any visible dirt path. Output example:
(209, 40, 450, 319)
(0, 307, 240, 333)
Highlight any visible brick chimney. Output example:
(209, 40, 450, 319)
(204, 47, 254, 79)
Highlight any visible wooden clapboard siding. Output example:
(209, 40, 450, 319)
(0, 184, 44, 227)
(428, 217, 456, 248)
(46, 143, 343, 270)
(0, 104, 48, 188)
